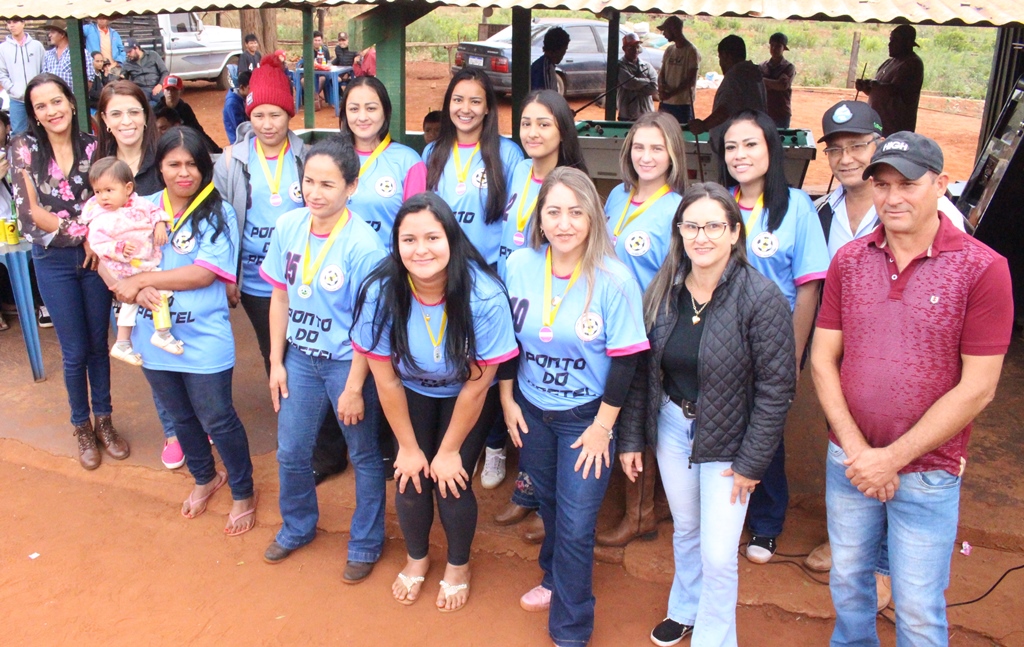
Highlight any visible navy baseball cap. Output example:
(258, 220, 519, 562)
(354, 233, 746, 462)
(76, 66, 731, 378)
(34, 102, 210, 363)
(125, 38, 141, 50)
(819, 101, 883, 143)
(863, 131, 944, 180)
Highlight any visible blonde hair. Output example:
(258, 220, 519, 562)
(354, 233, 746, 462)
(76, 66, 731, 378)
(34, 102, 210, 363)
(618, 112, 689, 194)
(528, 167, 614, 313)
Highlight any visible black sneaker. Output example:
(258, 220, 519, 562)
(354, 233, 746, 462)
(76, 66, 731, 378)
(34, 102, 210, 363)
(746, 535, 777, 564)
(37, 306, 53, 328)
(650, 618, 693, 646)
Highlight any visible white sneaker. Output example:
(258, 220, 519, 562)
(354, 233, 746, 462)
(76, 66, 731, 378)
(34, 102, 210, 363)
(480, 446, 507, 489)
(37, 306, 53, 328)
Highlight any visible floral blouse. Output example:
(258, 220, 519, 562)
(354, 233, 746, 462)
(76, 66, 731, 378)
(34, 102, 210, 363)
(10, 131, 97, 247)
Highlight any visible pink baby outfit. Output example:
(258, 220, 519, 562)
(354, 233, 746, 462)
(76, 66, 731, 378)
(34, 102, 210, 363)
(82, 193, 169, 281)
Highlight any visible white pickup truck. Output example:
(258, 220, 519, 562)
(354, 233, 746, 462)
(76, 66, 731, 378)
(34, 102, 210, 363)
(112, 12, 241, 89)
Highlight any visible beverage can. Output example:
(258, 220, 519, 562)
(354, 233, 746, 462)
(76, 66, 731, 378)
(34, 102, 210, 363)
(4, 218, 20, 244)
(152, 292, 173, 330)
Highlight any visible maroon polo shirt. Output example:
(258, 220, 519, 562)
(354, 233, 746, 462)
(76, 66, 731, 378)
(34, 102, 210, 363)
(817, 213, 1013, 475)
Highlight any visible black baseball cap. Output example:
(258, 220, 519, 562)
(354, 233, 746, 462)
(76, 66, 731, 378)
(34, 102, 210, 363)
(124, 38, 141, 51)
(819, 101, 883, 143)
(863, 131, 944, 180)
(769, 32, 789, 50)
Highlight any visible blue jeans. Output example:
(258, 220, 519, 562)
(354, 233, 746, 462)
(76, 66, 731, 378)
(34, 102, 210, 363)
(32, 245, 112, 425)
(657, 398, 748, 647)
(826, 441, 960, 647)
(747, 437, 788, 537)
(9, 99, 28, 134)
(275, 348, 385, 563)
(659, 103, 694, 124)
(518, 391, 611, 646)
(142, 367, 254, 500)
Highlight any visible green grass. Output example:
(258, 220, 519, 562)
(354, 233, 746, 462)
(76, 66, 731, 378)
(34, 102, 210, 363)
(220, 8, 996, 99)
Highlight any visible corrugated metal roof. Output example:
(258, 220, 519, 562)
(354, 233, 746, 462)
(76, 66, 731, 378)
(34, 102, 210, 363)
(4, 0, 1022, 26)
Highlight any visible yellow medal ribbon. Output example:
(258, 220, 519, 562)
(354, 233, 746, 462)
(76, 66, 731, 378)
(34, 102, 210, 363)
(734, 187, 765, 235)
(542, 246, 582, 328)
(452, 142, 480, 185)
(161, 183, 216, 233)
(613, 184, 671, 239)
(515, 167, 539, 235)
(408, 277, 447, 356)
(301, 208, 349, 288)
(256, 139, 290, 201)
(359, 134, 391, 178)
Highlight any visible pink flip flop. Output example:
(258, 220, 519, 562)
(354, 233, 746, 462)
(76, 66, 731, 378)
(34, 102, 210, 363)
(225, 491, 259, 537)
(182, 471, 227, 519)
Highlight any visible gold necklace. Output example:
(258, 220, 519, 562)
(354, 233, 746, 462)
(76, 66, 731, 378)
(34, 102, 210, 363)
(690, 293, 709, 325)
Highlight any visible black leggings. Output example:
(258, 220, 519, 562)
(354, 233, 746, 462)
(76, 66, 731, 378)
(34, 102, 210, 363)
(240, 291, 351, 472)
(397, 384, 501, 565)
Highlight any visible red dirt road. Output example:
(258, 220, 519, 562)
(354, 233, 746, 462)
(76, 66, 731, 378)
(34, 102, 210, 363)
(188, 61, 982, 196)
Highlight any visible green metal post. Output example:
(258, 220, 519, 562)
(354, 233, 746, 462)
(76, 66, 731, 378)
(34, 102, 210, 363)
(348, 2, 433, 144)
(605, 11, 619, 121)
(510, 7, 532, 144)
(66, 18, 90, 133)
(302, 7, 315, 129)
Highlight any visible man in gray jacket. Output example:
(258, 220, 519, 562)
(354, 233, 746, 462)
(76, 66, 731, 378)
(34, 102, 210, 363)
(617, 33, 657, 122)
(0, 18, 46, 134)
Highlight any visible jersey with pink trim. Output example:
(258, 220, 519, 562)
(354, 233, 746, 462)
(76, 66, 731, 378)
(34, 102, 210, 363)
(241, 141, 303, 298)
(423, 137, 523, 266)
(603, 183, 682, 291)
(260, 207, 385, 360)
(504, 246, 650, 411)
(133, 196, 240, 374)
(354, 265, 518, 397)
(742, 187, 830, 310)
(350, 142, 427, 245)
(498, 158, 543, 280)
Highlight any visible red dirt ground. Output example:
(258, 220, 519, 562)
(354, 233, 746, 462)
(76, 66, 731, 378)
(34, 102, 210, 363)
(189, 61, 982, 197)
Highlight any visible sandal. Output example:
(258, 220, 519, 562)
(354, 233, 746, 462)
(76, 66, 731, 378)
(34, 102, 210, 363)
(110, 343, 143, 366)
(225, 491, 259, 537)
(438, 579, 470, 613)
(394, 572, 425, 606)
(151, 331, 185, 355)
(182, 471, 227, 519)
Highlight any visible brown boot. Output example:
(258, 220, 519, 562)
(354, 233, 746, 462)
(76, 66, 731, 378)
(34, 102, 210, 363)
(521, 512, 545, 545)
(596, 447, 658, 547)
(593, 544, 625, 564)
(94, 415, 130, 460)
(74, 420, 101, 470)
(494, 501, 533, 526)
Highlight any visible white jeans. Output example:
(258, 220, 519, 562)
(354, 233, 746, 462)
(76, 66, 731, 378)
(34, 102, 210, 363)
(656, 396, 749, 647)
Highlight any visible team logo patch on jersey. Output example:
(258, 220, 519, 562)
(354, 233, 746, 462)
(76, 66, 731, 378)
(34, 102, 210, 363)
(624, 230, 651, 256)
(472, 169, 488, 189)
(319, 264, 344, 292)
(289, 181, 303, 203)
(172, 229, 196, 255)
(575, 312, 603, 342)
(751, 231, 779, 258)
(375, 176, 397, 198)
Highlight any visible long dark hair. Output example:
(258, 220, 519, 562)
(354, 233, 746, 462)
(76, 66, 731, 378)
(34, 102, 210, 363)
(95, 80, 160, 161)
(337, 76, 392, 144)
(352, 192, 503, 382)
(520, 89, 588, 173)
(155, 127, 228, 244)
(426, 68, 509, 225)
(23, 74, 90, 180)
(717, 109, 790, 233)
(642, 182, 747, 327)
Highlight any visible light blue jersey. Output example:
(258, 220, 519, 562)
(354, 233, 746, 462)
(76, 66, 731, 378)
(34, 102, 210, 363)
(134, 196, 240, 374)
(350, 142, 427, 245)
(498, 159, 543, 280)
(261, 208, 386, 360)
(504, 246, 650, 411)
(354, 266, 519, 397)
(603, 184, 682, 291)
(741, 187, 830, 310)
(241, 141, 304, 297)
(423, 137, 523, 266)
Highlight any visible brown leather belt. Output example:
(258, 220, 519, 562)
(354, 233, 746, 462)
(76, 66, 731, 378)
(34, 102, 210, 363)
(668, 394, 697, 419)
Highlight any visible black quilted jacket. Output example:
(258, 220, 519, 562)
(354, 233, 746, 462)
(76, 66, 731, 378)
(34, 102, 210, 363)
(618, 258, 796, 480)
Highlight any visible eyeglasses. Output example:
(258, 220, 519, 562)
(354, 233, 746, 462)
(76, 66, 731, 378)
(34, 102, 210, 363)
(823, 141, 875, 159)
(105, 108, 145, 120)
(678, 221, 731, 240)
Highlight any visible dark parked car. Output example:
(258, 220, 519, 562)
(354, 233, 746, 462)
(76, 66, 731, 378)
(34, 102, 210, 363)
(452, 19, 664, 98)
